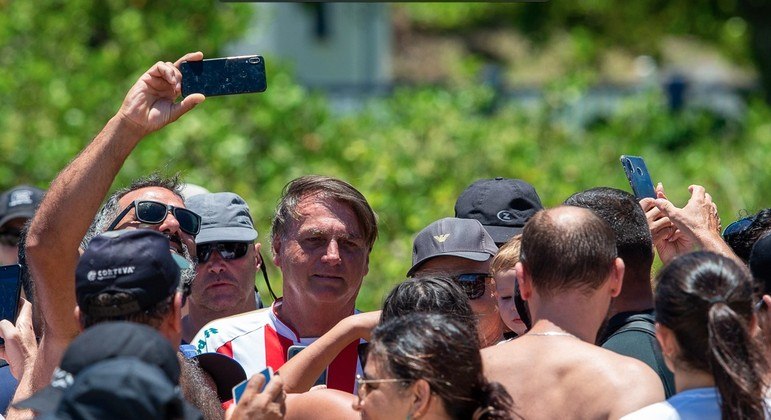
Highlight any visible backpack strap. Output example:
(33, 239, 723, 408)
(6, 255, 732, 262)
(605, 314, 656, 341)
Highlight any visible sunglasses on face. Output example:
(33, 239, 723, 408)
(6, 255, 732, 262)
(196, 242, 250, 264)
(0, 229, 21, 247)
(722, 215, 754, 240)
(451, 273, 490, 300)
(107, 200, 202, 236)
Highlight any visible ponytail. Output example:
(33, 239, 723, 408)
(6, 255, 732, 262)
(471, 380, 514, 420)
(707, 302, 767, 420)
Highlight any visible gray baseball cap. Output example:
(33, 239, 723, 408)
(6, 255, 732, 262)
(185, 192, 258, 244)
(408, 217, 498, 277)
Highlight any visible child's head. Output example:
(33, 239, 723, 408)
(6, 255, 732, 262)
(491, 235, 527, 335)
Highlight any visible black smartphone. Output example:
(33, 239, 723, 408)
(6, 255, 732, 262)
(287, 345, 327, 386)
(513, 277, 531, 331)
(0, 264, 22, 346)
(180, 55, 267, 98)
(620, 155, 656, 199)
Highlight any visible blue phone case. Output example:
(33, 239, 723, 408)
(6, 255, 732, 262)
(620, 155, 656, 199)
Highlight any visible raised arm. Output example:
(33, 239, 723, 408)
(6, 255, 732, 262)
(23, 52, 205, 389)
(277, 311, 379, 393)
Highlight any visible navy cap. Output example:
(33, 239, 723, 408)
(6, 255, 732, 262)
(76, 229, 189, 317)
(180, 344, 247, 402)
(15, 322, 181, 414)
(185, 192, 258, 244)
(0, 185, 45, 228)
(408, 217, 498, 277)
(750, 234, 771, 295)
(455, 177, 543, 245)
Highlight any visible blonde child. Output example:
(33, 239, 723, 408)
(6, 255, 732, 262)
(490, 235, 528, 336)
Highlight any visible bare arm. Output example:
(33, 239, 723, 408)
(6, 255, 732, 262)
(277, 311, 379, 393)
(23, 52, 205, 388)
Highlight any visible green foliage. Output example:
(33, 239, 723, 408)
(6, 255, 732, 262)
(3, 2, 771, 312)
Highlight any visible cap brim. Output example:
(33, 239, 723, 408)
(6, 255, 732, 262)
(408, 251, 493, 277)
(483, 224, 524, 245)
(193, 353, 247, 402)
(13, 385, 64, 413)
(195, 227, 257, 245)
(0, 211, 34, 229)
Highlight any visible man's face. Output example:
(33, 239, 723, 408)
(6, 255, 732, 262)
(273, 195, 370, 307)
(111, 187, 196, 256)
(414, 255, 501, 345)
(0, 218, 25, 265)
(189, 242, 260, 313)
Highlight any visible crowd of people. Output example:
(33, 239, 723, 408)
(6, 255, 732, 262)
(0, 52, 769, 420)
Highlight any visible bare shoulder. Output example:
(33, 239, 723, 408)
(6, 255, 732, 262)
(286, 389, 358, 420)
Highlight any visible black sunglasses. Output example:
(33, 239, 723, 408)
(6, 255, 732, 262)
(0, 229, 21, 247)
(107, 200, 201, 236)
(722, 215, 754, 240)
(197, 242, 250, 264)
(452, 273, 490, 300)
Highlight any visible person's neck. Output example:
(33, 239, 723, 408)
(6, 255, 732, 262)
(607, 275, 654, 318)
(277, 295, 356, 338)
(182, 300, 257, 342)
(674, 367, 715, 393)
(530, 298, 607, 343)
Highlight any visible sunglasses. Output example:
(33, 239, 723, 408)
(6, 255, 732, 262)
(722, 215, 754, 240)
(107, 200, 201, 236)
(196, 242, 250, 264)
(451, 273, 490, 300)
(0, 229, 21, 247)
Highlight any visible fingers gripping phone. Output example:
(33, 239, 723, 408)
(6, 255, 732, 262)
(0, 264, 22, 346)
(620, 155, 656, 199)
(180, 55, 267, 98)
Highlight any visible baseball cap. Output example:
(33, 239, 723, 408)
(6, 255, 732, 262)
(750, 234, 771, 296)
(15, 322, 181, 414)
(76, 229, 190, 317)
(455, 177, 543, 245)
(42, 358, 200, 420)
(0, 185, 45, 228)
(408, 217, 498, 277)
(185, 192, 258, 244)
(179, 344, 247, 402)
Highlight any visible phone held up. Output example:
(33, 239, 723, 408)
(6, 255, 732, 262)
(620, 155, 656, 200)
(180, 55, 267, 98)
(0, 264, 22, 346)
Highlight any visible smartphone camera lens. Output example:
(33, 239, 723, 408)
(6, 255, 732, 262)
(248, 57, 261, 65)
(636, 167, 643, 176)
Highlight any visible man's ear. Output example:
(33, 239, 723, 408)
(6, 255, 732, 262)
(271, 238, 282, 268)
(252, 243, 262, 270)
(408, 379, 432, 419)
(515, 262, 532, 301)
(166, 293, 183, 337)
(609, 257, 625, 298)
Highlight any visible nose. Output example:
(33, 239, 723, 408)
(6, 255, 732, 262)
(158, 209, 182, 237)
(207, 249, 227, 273)
(321, 239, 341, 266)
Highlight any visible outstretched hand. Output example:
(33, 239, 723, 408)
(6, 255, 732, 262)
(0, 299, 37, 380)
(640, 183, 695, 265)
(226, 374, 286, 420)
(117, 51, 206, 136)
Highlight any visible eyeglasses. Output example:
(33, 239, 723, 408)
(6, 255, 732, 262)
(107, 200, 201, 236)
(196, 242, 250, 263)
(451, 273, 490, 300)
(0, 228, 21, 247)
(355, 374, 409, 398)
(722, 215, 754, 240)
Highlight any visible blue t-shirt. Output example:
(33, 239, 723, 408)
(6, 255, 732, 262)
(0, 363, 18, 414)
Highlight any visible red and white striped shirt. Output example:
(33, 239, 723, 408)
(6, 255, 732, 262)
(192, 299, 361, 393)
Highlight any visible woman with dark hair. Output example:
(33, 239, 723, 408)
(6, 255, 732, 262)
(622, 251, 769, 419)
(354, 312, 512, 420)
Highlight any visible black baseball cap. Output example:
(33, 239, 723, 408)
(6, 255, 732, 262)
(15, 322, 181, 414)
(408, 217, 498, 277)
(455, 177, 543, 245)
(0, 185, 45, 228)
(76, 229, 190, 317)
(179, 344, 247, 402)
(750, 234, 771, 296)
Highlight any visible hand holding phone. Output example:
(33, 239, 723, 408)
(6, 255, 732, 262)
(233, 367, 273, 404)
(620, 155, 656, 199)
(0, 264, 22, 346)
(180, 55, 267, 98)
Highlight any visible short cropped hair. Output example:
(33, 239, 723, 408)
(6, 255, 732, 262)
(490, 235, 522, 277)
(520, 207, 617, 297)
(270, 175, 378, 249)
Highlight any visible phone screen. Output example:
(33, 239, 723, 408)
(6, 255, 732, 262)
(180, 55, 267, 98)
(287, 345, 327, 386)
(620, 155, 656, 199)
(0, 264, 22, 345)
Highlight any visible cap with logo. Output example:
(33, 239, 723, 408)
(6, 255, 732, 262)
(454, 177, 543, 245)
(185, 192, 258, 245)
(0, 185, 45, 228)
(15, 322, 182, 414)
(76, 229, 190, 317)
(408, 217, 498, 277)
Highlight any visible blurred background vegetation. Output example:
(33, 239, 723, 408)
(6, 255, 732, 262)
(2, 1, 770, 310)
